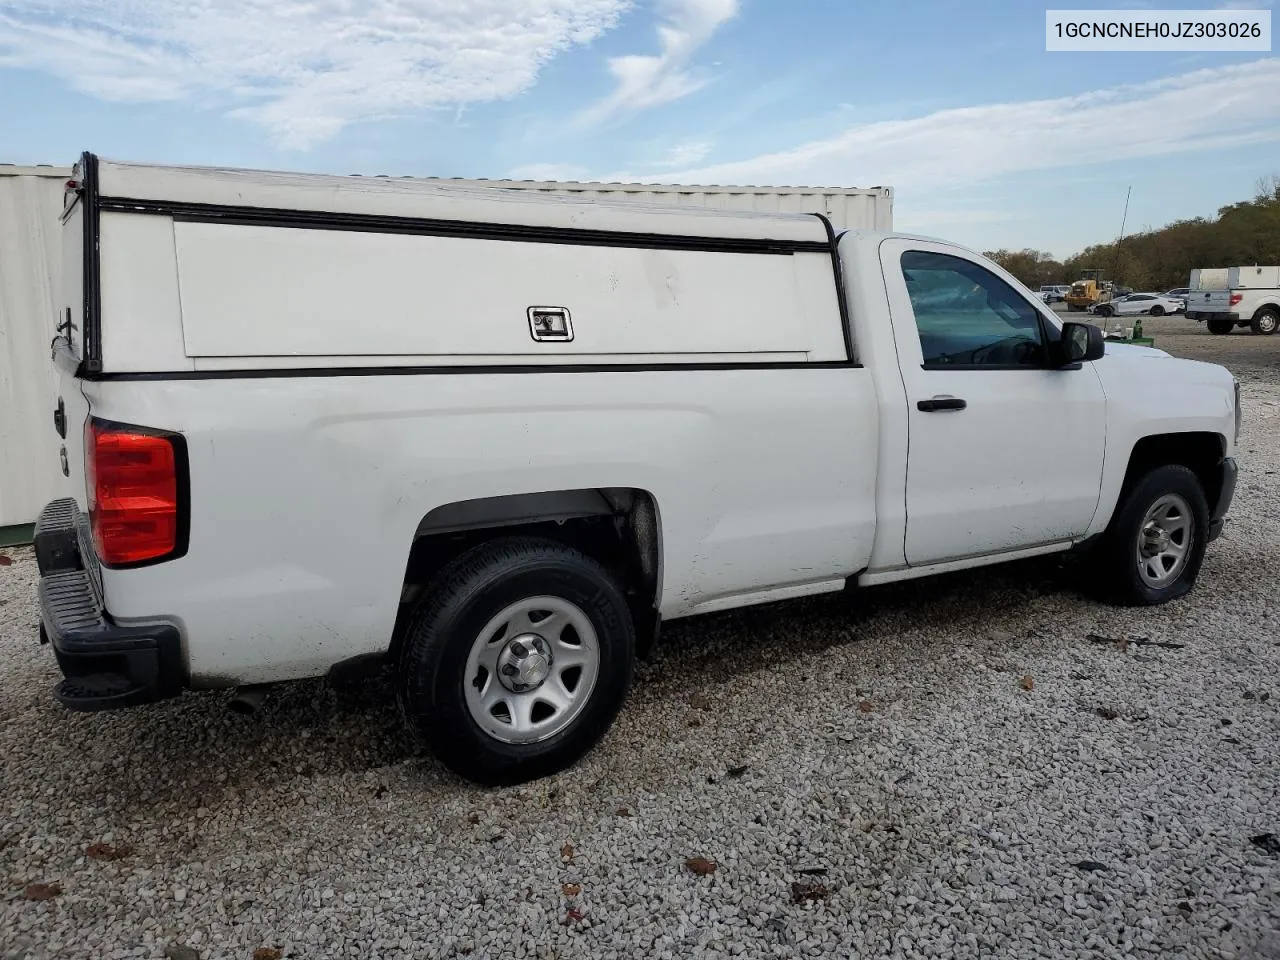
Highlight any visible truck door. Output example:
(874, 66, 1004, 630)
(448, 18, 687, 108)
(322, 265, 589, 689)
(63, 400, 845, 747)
(878, 239, 1107, 566)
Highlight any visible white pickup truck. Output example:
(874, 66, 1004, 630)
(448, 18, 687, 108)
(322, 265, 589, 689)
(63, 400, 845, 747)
(1185, 265, 1280, 335)
(35, 153, 1240, 785)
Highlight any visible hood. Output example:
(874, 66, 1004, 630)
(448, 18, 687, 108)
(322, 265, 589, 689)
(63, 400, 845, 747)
(1100, 341, 1171, 359)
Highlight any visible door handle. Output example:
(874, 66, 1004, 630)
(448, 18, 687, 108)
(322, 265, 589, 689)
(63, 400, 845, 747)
(917, 396, 967, 412)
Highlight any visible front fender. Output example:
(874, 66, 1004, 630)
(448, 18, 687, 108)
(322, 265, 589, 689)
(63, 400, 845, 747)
(1084, 351, 1236, 538)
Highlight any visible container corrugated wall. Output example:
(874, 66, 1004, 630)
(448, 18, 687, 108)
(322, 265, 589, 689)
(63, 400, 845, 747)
(419, 179, 894, 231)
(0, 168, 68, 530)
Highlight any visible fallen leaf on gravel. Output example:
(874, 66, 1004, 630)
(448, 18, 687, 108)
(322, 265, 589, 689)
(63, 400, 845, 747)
(727, 764, 749, 778)
(685, 857, 716, 876)
(467, 812, 480, 825)
(0, 554, 12, 566)
(252, 948, 282, 960)
(86, 841, 133, 861)
(1073, 860, 1109, 872)
(24, 882, 62, 900)
(858, 700, 874, 713)
(562, 883, 581, 897)
(564, 907, 584, 924)
(1250, 833, 1280, 857)
(1096, 707, 1119, 720)
(560, 842, 574, 861)
(615, 806, 632, 817)
(790, 880, 829, 902)
(1087, 633, 1128, 650)
(164, 946, 200, 960)
(689, 693, 712, 711)
(1019, 675, 1035, 691)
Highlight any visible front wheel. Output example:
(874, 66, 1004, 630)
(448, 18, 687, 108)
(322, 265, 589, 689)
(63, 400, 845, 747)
(1095, 305, 1113, 318)
(1149, 305, 1165, 317)
(1087, 465, 1209, 606)
(1252, 308, 1279, 335)
(398, 536, 636, 785)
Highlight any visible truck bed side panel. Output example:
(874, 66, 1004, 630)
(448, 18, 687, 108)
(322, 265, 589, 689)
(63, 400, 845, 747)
(87, 369, 879, 685)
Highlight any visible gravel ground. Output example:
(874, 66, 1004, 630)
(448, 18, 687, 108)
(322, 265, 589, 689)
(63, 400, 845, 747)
(3, 324, 1279, 960)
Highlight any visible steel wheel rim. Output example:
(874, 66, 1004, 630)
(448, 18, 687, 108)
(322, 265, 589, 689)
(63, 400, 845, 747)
(1261, 314, 1278, 333)
(1136, 493, 1194, 589)
(463, 595, 600, 744)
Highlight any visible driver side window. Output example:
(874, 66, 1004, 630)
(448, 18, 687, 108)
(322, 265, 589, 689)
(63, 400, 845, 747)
(901, 250, 1047, 368)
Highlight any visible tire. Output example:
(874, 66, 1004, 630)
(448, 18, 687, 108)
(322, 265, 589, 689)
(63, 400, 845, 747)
(1095, 305, 1113, 318)
(1251, 307, 1279, 336)
(1149, 305, 1165, 317)
(1088, 464, 1209, 606)
(398, 536, 636, 786)
(1207, 316, 1234, 335)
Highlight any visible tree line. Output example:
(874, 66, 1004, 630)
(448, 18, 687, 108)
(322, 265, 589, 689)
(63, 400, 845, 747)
(984, 175, 1280, 292)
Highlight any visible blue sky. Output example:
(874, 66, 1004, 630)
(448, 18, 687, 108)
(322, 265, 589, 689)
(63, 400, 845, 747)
(0, 0, 1276, 257)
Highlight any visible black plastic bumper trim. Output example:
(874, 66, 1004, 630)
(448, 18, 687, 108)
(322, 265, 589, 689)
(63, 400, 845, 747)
(34, 498, 185, 711)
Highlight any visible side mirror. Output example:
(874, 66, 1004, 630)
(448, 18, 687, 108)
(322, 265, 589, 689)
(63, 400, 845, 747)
(1058, 321, 1105, 365)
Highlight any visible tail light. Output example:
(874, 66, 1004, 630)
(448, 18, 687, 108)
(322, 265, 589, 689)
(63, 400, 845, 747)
(85, 418, 188, 567)
(1230, 294, 1243, 306)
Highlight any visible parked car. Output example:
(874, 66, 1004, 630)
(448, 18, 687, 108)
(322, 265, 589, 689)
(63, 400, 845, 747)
(34, 152, 1241, 786)
(1039, 285, 1070, 303)
(1165, 287, 1191, 300)
(1091, 292, 1184, 318)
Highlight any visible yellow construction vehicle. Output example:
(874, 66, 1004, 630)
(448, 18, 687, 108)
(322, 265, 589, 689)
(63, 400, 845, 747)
(1064, 269, 1113, 311)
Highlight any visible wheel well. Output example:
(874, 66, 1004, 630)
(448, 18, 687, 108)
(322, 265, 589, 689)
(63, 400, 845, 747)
(389, 489, 662, 662)
(1121, 433, 1226, 515)
(1252, 303, 1280, 319)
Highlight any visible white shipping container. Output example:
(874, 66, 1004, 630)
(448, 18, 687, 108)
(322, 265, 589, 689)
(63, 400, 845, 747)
(0, 165, 69, 531)
(1190, 268, 1230, 290)
(367, 176, 894, 232)
(1227, 265, 1280, 289)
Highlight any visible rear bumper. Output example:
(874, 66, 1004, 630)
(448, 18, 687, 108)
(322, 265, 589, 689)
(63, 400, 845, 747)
(1208, 457, 1237, 543)
(34, 498, 184, 711)
(1187, 311, 1239, 321)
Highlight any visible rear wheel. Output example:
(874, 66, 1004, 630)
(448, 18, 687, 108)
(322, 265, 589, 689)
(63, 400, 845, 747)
(1086, 464, 1208, 606)
(398, 536, 636, 785)
(1251, 308, 1279, 336)
(1095, 305, 1113, 318)
(1207, 316, 1234, 335)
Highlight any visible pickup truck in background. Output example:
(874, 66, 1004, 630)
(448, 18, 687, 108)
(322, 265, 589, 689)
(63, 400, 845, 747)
(35, 153, 1240, 785)
(1185, 265, 1280, 335)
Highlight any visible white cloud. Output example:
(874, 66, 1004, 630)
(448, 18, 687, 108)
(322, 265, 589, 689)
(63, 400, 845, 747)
(0, 0, 630, 149)
(656, 140, 712, 166)
(575, 0, 737, 126)
(624, 59, 1280, 191)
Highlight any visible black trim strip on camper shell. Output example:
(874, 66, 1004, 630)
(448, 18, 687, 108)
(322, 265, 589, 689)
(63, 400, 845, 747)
(78, 158, 863, 378)
(97, 195, 835, 257)
(810, 213, 855, 364)
(81, 152, 103, 375)
(85, 358, 861, 382)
